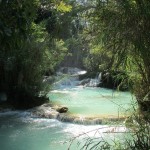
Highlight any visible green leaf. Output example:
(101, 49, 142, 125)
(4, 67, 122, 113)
(56, 1, 72, 12)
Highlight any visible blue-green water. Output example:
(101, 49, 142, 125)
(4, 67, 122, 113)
(48, 87, 134, 118)
(0, 87, 133, 150)
(0, 111, 127, 150)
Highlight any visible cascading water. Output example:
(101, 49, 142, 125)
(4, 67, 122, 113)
(53, 67, 87, 89)
(49, 67, 134, 124)
(0, 111, 128, 150)
(0, 67, 134, 150)
(87, 72, 102, 87)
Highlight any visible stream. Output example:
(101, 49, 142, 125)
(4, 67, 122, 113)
(0, 110, 127, 150)
(49, 87, 134, 119)
(0, 68, 134, 150)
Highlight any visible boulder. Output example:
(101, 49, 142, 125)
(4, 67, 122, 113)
(31, 104, 59, 119)
(56, 107, 68, 113)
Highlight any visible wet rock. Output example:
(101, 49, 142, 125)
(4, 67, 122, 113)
(56, 107, 68, 113)
(30, 104, 59, 119)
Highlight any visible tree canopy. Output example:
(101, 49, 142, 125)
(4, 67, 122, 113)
(1, 0, 150, 115)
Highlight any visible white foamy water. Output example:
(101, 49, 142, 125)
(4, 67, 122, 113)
(0, 68, 134, 150)
(0, 111, 128, 150)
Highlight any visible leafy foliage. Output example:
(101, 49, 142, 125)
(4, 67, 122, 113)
(0, 0, 70, 108)
(85, 0, 150, 114)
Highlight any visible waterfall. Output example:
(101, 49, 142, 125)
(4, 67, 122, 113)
(53, 68, 103, 88)
(53, 67, 87, 89)
(86, 72, 102, 87)
(98, 72, 102, 82)
(57, 113, 103, 125)
(56, 113, 125, 125)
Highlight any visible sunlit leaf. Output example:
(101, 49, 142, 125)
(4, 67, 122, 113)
(56, 1, 72, 12)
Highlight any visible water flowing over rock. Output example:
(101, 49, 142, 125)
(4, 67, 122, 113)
(30, 103, 59, 119)
(47, 67, 132, 125)
(53, 67, 87, 89)
(29, 104, 106, 125)
(52, 67, 104, 88)
(57, 67, 87, 76)
(78, 78, 91, 86)
(56, 113, 125, 125)
(56, 113, 103, 125)
(78, 72, 102, 87)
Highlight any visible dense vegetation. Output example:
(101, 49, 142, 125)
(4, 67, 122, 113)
(0, 0, 150, 116)
(79, 0, 150, 149)
(0, 0, 71, 108)
(89, 0, 150, 117)
(0, 0, 149, 115)
(0, 0, 150, 149)
(0, 0, 94, 108)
